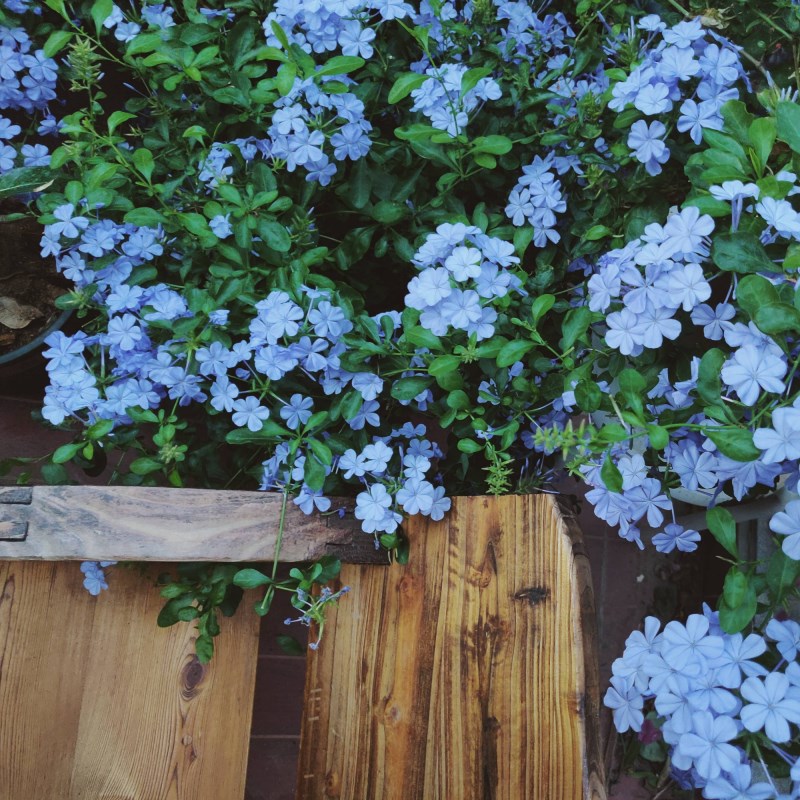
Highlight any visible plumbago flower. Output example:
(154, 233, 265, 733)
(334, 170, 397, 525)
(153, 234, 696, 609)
(607, 610, 800, 798)
(5, 2, 800, 777)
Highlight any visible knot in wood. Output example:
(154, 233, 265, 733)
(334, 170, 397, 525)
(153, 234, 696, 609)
(181, 656, 206, 698)
(513, 586, 549, 606)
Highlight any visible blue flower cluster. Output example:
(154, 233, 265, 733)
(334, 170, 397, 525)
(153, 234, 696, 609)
(577, 157, 800, 548)
(40, 198, 452, 537)
(607, 609, 800, 798)
(610, 16, 744, 171)
(504, 13, 745, 246)
(504, 154, 567, 248)
(197, 75, 371, 187)
(406, 222, 523, 340)
(409, 63, 501, 136)
(0, 24, 57, 112)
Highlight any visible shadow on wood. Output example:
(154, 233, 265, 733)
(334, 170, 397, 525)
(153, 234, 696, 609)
(296, 494, 606, 800)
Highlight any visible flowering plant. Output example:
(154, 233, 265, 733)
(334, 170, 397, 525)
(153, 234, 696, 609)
(3, 0, 800, 793)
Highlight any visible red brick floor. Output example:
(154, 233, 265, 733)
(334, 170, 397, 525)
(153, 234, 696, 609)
(1, 362, 725, 798)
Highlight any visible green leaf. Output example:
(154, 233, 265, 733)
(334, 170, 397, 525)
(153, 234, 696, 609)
(719, 585, 757, 634)
(531, 294, 555, 323)
(496, 339, 534, 368)
(0, 166, 53, 199)
(404, 325, 442, 351)
(43, 30, 73, 57)
(270, 20, 290, 49)
(130, 456, 163, 475)
(387, 71, 427, 104)
(575, 380, 602, 412)
(157, 596, 196, 627)
(91, 0, 114, 31)
(617, 368, 646, 399)
(52, 442, 84, 464)
(766, 548, 800, 597)
(753, 302, 800, 335)
(647, 425, 669, 450)
(471, 135, 513, 155)
(749, 117, 776, 169)
(460, 66, 491, 97)
(706, 506, 738, 558)
(560, 307, 591, 351)
(225, 420, 291, 444)
(723, 567, 748, 608)
(390, 376, 432, 401)
(257, 219, 291, 251)
(428, 354, 461, 381)
(124, 207, 166, 227)
(697, 348, 726, 405)
(307, 438, 333, 466)
(457, 439, 482, 454)
(233, 568, 271, 589)
(583, 225, 612, 241)
(40, 462, 68, 485)
(704, 427, 760, 463)
(276, 62, 297, 95)
(711, 231, 778, 274)
(349, 158, 371, 208)
(370, 200, 407, 224)
(721, 101, 755, 146)
(107, 110, 136, 134)
(683, 195, 733, 218)
(315, 55, 364, 78)
(736, 275, 780, 319)
(777, 101, 800, 154)
(132, 148, 155, 181)
(600, 454, 623, 494)
(195, 634, 214, 664)
(446, 389, 470, 410)
(86, 419, 114, 440)
(303, 454, 326, 491)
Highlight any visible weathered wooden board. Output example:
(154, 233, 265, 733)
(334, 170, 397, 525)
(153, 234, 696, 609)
(296, 494, 606, 800)
(0, 486, 380, 563)
(0, 560, 260, 800)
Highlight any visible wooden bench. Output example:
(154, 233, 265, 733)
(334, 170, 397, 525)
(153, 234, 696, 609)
(0, 487, 606, 799)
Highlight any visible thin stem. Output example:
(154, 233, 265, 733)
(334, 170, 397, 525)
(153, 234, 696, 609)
(271, 488, 289, 584)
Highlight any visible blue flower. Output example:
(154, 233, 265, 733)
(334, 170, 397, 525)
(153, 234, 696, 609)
(231, 396, 270, 432)
(769, 501, 800, 561)
(652, 523, 701, 554)
(627, 120, 670, 176)
(721, 345, 787, 406)
(279, 393, 313, 430)
(604, 676, 644, 733)
(740, 673, 800, 742)
(675, 711, 739, 781)
(209, 214, 233, 238)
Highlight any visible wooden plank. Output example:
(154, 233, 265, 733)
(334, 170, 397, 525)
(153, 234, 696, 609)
(0, 560, 260, 800)
(296, 494, 606, 800)
(0, 486, 383, 563)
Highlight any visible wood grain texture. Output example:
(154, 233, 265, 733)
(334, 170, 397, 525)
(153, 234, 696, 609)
(0, 560, 260, 800)
(0, 486, 381, 563)
(296, 494, 606, 800)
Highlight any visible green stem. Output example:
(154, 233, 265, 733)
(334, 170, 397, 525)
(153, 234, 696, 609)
(271, 488, 289, 585)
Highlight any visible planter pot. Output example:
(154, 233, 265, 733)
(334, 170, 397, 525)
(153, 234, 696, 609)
(0, 211, 70, 384)
(0, 488, 607, 799)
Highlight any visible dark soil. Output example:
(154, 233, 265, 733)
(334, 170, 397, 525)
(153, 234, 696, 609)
(0, 212, 66, 358)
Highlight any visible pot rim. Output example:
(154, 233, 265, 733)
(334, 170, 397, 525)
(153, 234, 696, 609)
(0, 307, 72, 365)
